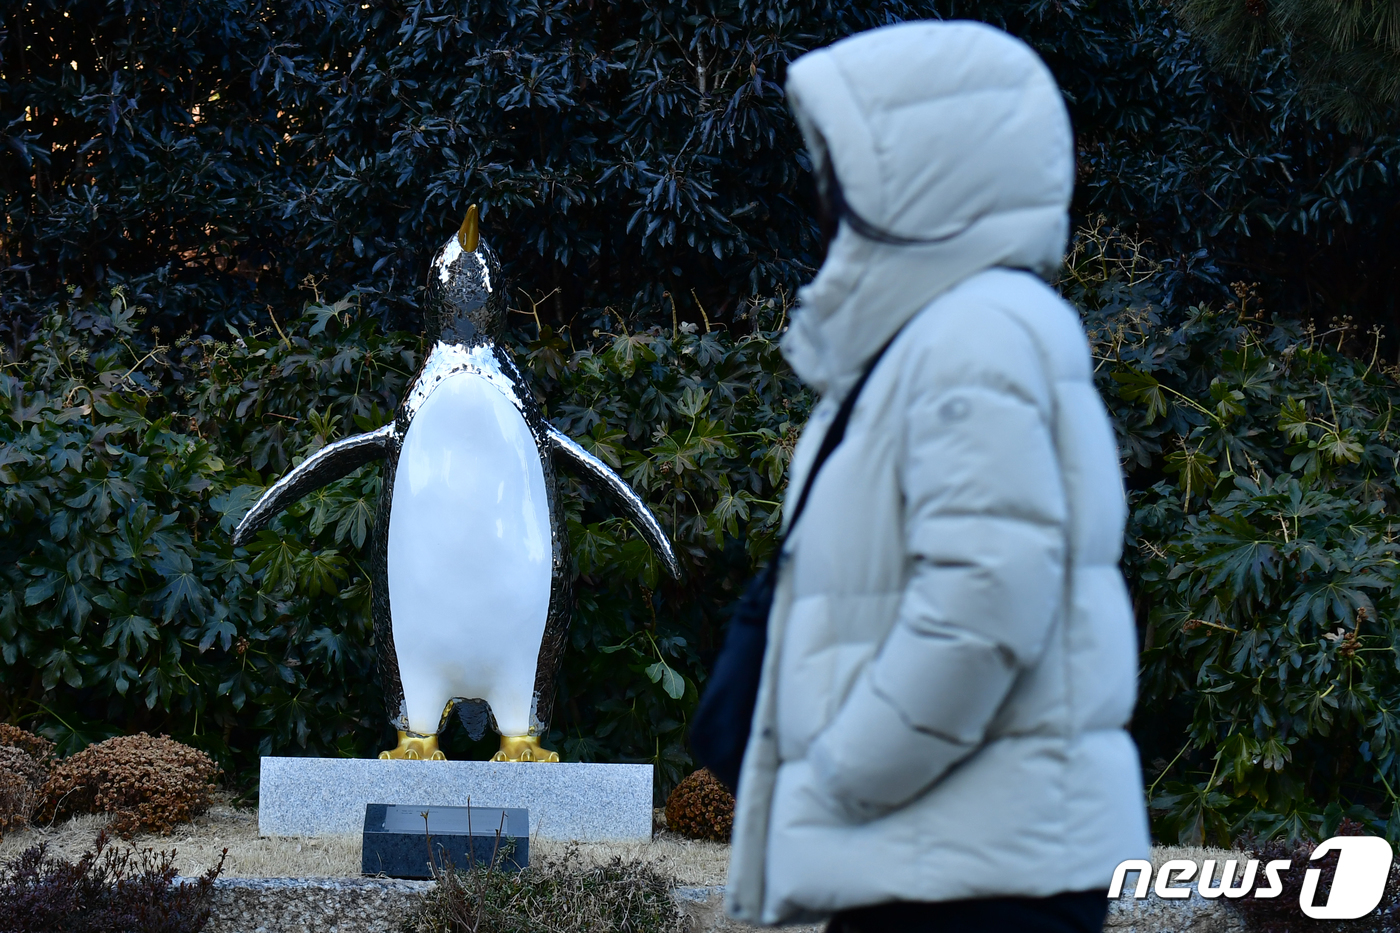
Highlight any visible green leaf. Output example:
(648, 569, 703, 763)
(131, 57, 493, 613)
(1279, 397, 1311, 442)
(646, 661, 686, 699)
(1113, 368, 1168, 423)
(1316, 428, 1364, 465)
(1163, 446, 1217, 501)
(675, 386, 710, 419)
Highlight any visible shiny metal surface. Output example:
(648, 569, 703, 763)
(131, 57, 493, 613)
(424, 227, 505, 345)
(232, 423, 395, 546)
(546, 425, 682, 581)
(400, 341, 524, 426)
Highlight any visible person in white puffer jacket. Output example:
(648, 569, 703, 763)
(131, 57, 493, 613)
(724, 20, 1151, 933)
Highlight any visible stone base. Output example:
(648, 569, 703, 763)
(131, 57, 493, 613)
(258, 757, 652, 841)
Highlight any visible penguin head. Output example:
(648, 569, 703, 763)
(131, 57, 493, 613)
(425, 204, 507, 345)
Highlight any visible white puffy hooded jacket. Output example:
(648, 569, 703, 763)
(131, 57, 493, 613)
(725, 21, 1150, 925)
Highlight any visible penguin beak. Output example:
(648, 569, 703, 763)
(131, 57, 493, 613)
(457, 204, 480, 252)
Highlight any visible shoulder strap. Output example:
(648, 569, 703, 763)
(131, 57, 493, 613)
(784, 329, 901, 536)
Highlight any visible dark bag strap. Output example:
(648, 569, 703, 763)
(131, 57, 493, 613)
(781, 329, 901, 543)
(690, 329, 904, 791)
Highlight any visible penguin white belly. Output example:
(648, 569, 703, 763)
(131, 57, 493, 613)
(386, 370, 552, 736)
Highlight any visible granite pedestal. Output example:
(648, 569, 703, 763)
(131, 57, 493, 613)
(362, 803, 529, 878)
(259, 757, 652, 841)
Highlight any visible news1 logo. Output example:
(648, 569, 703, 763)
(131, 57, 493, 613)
(1111, 836, 1394, 920)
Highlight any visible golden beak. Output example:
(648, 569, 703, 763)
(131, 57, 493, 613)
(457, 204, 480, 252)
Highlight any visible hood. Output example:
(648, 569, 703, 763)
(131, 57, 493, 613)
(782, 21, 1074, 397)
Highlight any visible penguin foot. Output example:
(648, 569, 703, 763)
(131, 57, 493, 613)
(377, 731, 446, 760)
(491, 735, 561, 763)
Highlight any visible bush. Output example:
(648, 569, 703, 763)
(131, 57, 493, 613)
(0, 294, 401, 770)
(1231, 818, 1400, 932)
(664, 768, 733, 842)
(1173, 0, 1400, 132)
(13, 221, 1400, 835)
(0, 831, 224, 933)
(0, 725, 55, 764)
(6, 0, 1400, 832)
(1067, 224, 1400, 844)
(0, 766, 32, 843)
(0, 0, 936, 337)
(37, 734, 221, 838)
(0, 725, 53, 840)
(0, 747, 47, 792)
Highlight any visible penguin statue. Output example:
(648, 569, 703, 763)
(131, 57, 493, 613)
(232, 206, 680, 762)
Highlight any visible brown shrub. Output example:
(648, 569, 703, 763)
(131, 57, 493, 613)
(0, 769, 32, 842)
(664, 768, 734, 842)
(0, 746, 47, 789)
(0, 724, 54, 764)
(37, 734, 221, 838)
(0, 741, 48, 841)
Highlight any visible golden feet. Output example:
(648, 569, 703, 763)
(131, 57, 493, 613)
(491, 735, 560, 762)
(378, 731, 447, 760)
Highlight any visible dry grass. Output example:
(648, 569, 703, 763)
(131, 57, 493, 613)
(0, 799, 731, 885)
(534, 835, 730, 887)
(0, 804, 357, 879)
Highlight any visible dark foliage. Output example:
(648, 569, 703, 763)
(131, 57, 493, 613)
(4, 0, 1399, 344)
(1066, 225, 1400, 844)
(0, 292, 393, 771)
(1230, 819, 1400, 932)
(977, 1, 1400, 331)
(1173, 0, 1400, 133)
(6, 0, 1400, 828)
(0, 831, 224, 933)
(0, 0, 933, 338)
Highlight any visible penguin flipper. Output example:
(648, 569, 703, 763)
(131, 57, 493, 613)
(232, 423, 396, 546)
(545, 425, 681, 579)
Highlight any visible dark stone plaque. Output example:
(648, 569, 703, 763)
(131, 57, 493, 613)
(361, 803, 529, 879)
